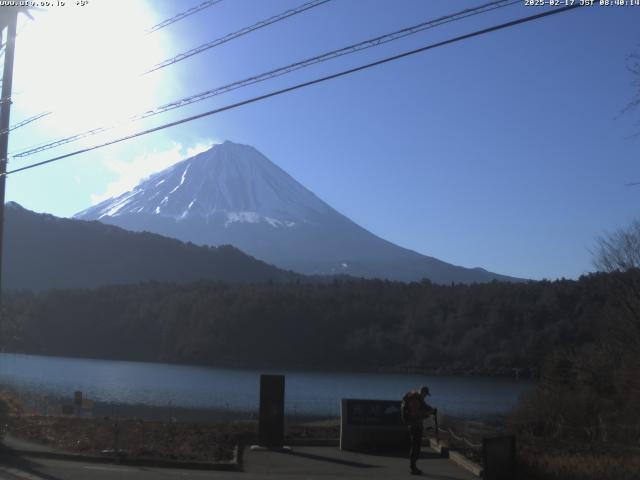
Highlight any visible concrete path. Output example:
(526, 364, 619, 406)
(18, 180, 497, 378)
(0, 438, 476, 480)
(0, 455, 231, 480)
(242, 446, 477, 479)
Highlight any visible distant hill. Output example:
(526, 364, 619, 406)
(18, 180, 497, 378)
(2, 202, 302, 291)
(76, 141, 523, 284)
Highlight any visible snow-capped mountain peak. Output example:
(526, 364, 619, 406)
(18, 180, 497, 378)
(75, 140, 521, 284)
(76, 141, 333, 228)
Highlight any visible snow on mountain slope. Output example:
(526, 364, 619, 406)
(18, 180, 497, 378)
(76, 141, 522, 284)
(77, 141, 332, 227)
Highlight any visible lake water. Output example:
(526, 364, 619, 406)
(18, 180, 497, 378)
(0, 353, 534, 417)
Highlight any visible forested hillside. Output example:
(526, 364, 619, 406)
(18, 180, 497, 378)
(1, 202, 302, 290)
(1, 270, 624, 375)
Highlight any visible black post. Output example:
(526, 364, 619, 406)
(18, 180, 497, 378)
(258, 374, 285, 448)
(482, 435, 516, 480)
(0, 11, 18, 301)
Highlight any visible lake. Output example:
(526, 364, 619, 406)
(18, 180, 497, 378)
(0, 353, 534, 417)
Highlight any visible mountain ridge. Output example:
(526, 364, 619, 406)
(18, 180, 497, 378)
(2, 201, 303, 291)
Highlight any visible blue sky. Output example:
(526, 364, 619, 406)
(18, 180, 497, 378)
(4, 0, 640, 280)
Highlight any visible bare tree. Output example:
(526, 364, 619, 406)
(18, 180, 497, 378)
(593, 220, 640, 272)
(591, 219, 640, 358)
(624, 49, 640, 118)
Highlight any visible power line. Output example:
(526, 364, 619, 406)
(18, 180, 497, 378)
(4, 3, 583, 177)
(12, 0, 519, 159)
(144, 0, 332, 75)
(146, 0, 224, 35)
(0, 3, 221, 144)
(0, 111, 51, 135)
(136, 0, 520, 114)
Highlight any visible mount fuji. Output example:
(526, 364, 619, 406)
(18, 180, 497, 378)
(75, 141, 519, 283)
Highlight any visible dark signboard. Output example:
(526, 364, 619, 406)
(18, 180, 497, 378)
(345, 399, 402, 427)
(258, 374, 285, 448)
(483, 436, 516, 480)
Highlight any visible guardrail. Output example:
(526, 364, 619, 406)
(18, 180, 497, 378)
(432, 427, 516, 480)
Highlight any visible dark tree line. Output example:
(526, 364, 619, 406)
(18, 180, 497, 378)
(0, 271, 628, 377)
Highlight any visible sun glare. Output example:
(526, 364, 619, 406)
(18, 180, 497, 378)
(12, 1, 167, 135)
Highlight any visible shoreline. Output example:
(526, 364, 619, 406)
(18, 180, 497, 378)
(0, 350, 538, 379)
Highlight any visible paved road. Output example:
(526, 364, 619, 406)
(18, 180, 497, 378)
(0, 446, 476, 480)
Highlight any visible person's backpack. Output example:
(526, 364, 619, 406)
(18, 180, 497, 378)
(400, 391, 415, 424)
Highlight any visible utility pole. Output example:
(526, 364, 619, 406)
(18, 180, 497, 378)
(0, 10, 18, 302)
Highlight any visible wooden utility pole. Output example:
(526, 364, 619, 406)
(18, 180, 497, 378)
(0, 10, 18, 301)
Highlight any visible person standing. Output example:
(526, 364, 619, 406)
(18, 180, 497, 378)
(401, 385, 437, 475)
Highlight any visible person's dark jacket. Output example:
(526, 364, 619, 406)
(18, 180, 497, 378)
(402, 390, 435, 426)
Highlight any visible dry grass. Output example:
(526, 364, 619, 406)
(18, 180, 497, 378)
(8, 414, 238, 462)
(6, 414, 340, 462)
(518, 448, 640, 480)
(0, 390, 26, 416)
(0, 388, 340, 463)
